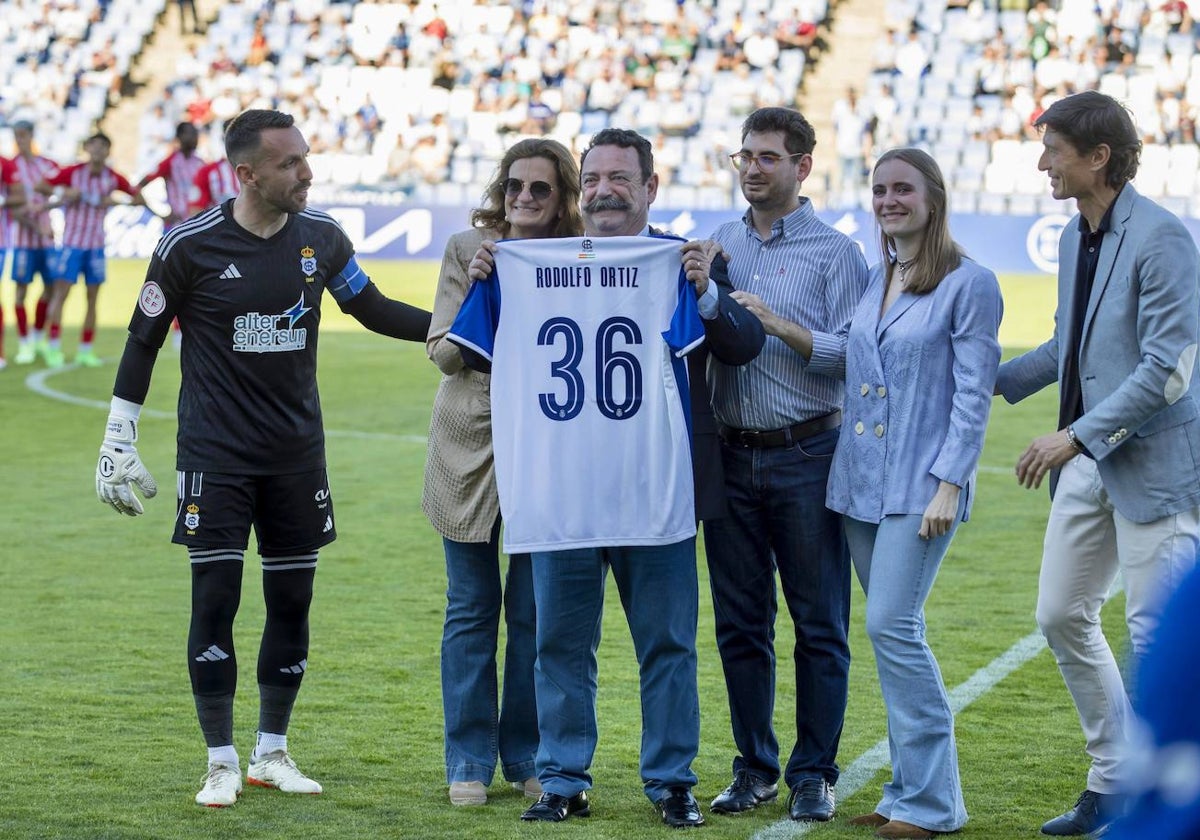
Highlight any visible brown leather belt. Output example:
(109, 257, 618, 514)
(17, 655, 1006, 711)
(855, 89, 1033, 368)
(718, 411, 842, 449)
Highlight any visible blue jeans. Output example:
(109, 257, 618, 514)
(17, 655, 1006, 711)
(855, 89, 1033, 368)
(844, 511, 968, 832)
(441, 521, 537, 784)
(530, 539, 700, 803)
(702, 428, 851, 788)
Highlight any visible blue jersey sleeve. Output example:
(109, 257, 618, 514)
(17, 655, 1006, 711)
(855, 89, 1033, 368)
(447, 274, 502, 367)
(665, 272, 705, 357)
(326, 255, 370, 305)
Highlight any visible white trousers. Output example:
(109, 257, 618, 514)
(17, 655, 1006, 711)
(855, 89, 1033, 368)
(1037, 455, 1199, 793)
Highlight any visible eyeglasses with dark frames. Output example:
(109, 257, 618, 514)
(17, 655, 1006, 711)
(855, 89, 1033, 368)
(503, 178, 555, 200)
(728, 152, 806, 173)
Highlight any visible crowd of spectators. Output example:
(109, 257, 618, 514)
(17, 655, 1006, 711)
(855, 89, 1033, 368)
(130, 0, 826, 207)
(0, 0, 165, 165)
(8, 0, 1200, 215)
(837, 0, 1200, 214)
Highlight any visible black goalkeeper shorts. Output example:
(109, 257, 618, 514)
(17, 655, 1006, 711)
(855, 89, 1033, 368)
(172, 469, 336, 556)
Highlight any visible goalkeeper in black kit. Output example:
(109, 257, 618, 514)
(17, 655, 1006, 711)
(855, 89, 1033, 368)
(93, 109, 431, 807)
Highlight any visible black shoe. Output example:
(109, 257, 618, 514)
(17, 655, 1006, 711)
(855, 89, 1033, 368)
(1041, 790, 1124, 836)
(520, 791, 590, 822)
(710, 769, 779, 814)
(657, 787, 704, 828)
(787, 778, 835, 822)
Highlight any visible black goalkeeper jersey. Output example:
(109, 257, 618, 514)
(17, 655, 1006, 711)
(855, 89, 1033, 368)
(127, 200, 360, 475)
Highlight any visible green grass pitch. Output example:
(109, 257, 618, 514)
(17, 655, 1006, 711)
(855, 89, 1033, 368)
(0, 260, 1131, 839)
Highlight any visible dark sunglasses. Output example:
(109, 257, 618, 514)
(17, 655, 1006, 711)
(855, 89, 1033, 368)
(503, 178, 555, 200)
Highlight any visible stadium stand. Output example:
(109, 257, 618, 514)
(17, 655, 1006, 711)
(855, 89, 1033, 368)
(855, 0, 1200, 215)
(121, 0, 823, 208)
(0, 0, 166, 164)
(6, 0, 1198, 215)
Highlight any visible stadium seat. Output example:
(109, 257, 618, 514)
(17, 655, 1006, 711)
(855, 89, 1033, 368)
(329, 155, 363, 186)
(978, 192, 1008, 214)
(1008, 194, 1038, 216)
(949, 190, 978, 214)
(1137, 144, 1170, 197)
(1166, 144, 1199, 197)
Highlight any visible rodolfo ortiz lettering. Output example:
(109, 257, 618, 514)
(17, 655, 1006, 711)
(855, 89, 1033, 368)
(535, 265, 640, 288)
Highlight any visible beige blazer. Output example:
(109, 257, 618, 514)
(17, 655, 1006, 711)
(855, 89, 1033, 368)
(422, 227, 501, 542)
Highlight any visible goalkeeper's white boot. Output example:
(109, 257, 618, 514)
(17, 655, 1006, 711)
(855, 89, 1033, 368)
(196, 761, 242, 807)
(247, 750, 323, 794)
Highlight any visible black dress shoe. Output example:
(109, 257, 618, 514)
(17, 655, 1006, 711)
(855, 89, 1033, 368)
(787, 778, 835, 821)
(710, 769, 778, 814)
(1041, 790, 1124, 836)
(657, 787, 704, 828)
(520, 791, 590, 822)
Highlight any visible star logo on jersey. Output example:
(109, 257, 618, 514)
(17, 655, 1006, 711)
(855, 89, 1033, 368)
(300, 245, 317, 276)
(282, 294, 311, 329)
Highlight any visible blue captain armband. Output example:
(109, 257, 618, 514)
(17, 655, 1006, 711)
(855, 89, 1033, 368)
(327, 256, 369, 304)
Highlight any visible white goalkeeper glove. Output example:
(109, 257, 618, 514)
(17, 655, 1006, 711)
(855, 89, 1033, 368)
(96, 404, 158, 516)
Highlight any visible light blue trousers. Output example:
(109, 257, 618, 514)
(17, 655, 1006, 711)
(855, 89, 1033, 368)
(844, 512, 968, 833)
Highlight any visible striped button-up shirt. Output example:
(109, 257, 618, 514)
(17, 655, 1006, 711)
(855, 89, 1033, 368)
(708, 199, 869, 430)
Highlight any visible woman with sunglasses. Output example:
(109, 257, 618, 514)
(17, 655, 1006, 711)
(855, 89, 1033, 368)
(423, 138, 584, 807)
(825, 148, 1003, 839)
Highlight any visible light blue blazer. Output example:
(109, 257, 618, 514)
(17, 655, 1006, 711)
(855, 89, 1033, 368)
(995, 183, 1200, 524)
(827, 258, 1003, 523)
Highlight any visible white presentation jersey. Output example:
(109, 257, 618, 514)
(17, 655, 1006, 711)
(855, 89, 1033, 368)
(448, 234, 704, 553)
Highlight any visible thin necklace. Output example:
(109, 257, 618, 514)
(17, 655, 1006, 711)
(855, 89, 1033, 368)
(895, 256, 915, 274)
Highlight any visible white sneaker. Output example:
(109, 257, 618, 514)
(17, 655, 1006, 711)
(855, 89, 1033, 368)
(196, 761, 242, 807)
(512, 777, 542, 798)
(449, 780, 487, 806)
(247, 750, 322, 794)
(14, 342, 35, 365)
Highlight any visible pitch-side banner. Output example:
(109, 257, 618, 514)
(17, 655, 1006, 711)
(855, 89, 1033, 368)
(99, 202, 1200, 275)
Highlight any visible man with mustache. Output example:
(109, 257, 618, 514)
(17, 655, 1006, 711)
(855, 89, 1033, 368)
(465, 128, 764, 826)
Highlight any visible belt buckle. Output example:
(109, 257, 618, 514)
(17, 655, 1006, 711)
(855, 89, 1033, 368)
(736, 428, 760, 447)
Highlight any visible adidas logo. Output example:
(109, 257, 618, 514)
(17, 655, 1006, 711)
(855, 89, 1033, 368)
(195, 644, 230, 662)
(219, 263, 243, 280)
(279, 659, 308, 675)
(322, 515, 333, 533)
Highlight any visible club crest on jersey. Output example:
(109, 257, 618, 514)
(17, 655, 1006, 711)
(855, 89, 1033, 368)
(184, 503, 201, 532)
(300, 245, 317, 276)
(577, 238, 596, 259)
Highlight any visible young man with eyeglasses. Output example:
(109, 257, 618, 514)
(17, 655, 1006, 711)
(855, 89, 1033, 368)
(702, 106, 869, 823)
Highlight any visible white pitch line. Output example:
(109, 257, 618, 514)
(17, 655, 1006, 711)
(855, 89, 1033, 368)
(22, 366, 428, 443)
(751, 629, 1047, 840)
(32, 356, 1048, 833)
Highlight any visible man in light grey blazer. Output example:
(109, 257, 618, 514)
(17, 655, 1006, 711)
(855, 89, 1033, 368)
(996, 91, 1200, 837)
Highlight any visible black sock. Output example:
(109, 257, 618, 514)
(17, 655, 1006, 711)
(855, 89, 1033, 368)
(187, 554, 243, 746)
(193, 693, 235, 748)
(257, 564, 315, 734)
